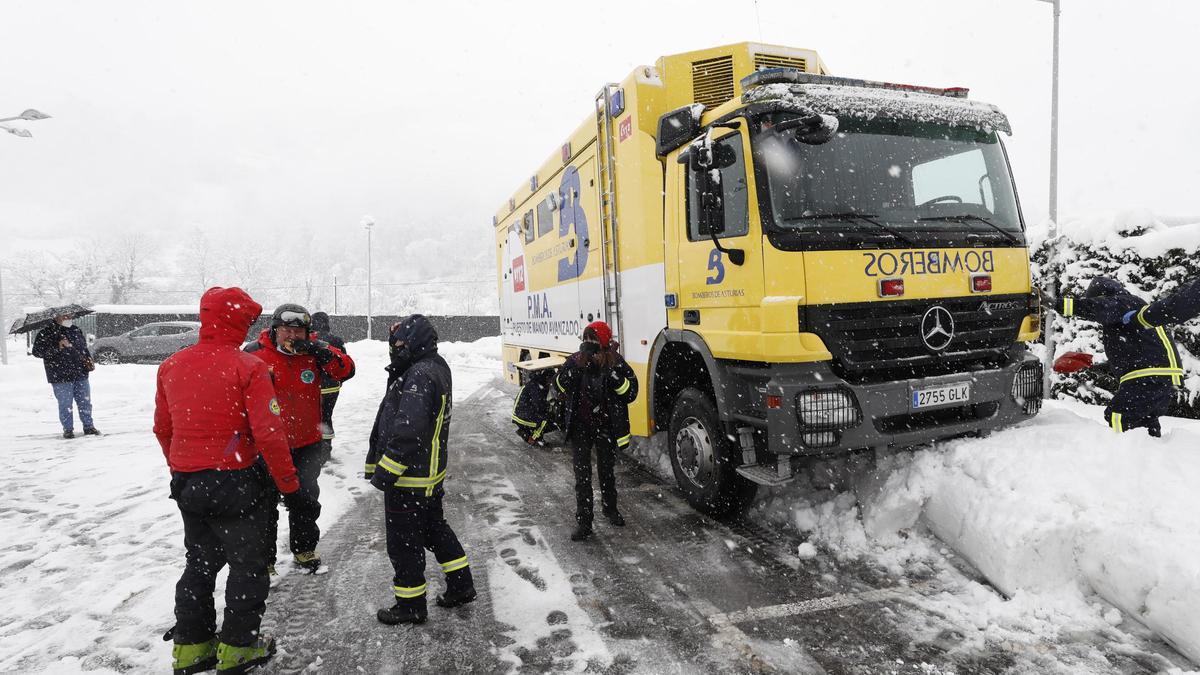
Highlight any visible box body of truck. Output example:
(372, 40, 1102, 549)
(495, 43, 1043, 514)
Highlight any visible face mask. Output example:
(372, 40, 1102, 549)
(59, 319, 73, 328)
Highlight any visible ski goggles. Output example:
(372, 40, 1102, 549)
(275, 310, 311, 327)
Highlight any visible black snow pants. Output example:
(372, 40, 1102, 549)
(572, 433, 618, 527)
(384, 486, 472, 610)
(1104, 378, 1175, 437)
(171, 467, 273, 647)
(266, 440, 330, 561)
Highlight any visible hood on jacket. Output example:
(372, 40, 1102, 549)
(388, 314, 438, 375)
(310, 311, 330, 333)
(1084, 277, 1133, 300)
(199, 287, 262, 346)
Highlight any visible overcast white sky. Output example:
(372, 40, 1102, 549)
(1, 0, 1198, 254)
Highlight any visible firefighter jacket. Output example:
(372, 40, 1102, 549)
(1054, 277, 1183, 387)
(555, 350, 638, 449)
(512, 369, 554, 442)
(365, 321, 453, 495)
(1133, 276, 1200, 329)
(244, 330, 354, 448)
(153, 287, 299, 494)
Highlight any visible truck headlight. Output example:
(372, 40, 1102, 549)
(796, 388, 861, 448)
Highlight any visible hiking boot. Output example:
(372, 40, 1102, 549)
(435, 586, 477, 608)
(83, 427, 101, 435)
(172, 639, 217, 675)
(63, 430, 75, 439)
(216, 636, 275, 673)
(604, 511, 626, 527)
(377, 601, 427, 626)
(293, 551, 327, 575)
(570, 525, 593, 541)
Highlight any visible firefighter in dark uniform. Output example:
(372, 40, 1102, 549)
(555, 321, 638, 541)
(365, 314, 476, 625)
(310, 311, 353, 442)
(1048, 277, 1182, 436)
(511, 367, 556, 445)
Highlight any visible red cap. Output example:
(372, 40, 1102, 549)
(585, 321, 612, 348)
(1053, 351, 1094, 374)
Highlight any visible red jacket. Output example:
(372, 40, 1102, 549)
(244, 329, 354, 449)
(153, 287, 299, 494)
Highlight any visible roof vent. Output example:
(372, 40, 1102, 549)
(692, 55, 735, 109)
(754, 53, 808, 72)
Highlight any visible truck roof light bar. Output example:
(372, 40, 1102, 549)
(742, 68, 970, 98)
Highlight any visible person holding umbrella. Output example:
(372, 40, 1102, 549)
(30, 308, 99, 438)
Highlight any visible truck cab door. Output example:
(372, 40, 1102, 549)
(665, 125, 764, 358)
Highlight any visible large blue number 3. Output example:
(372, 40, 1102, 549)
(557, 166, 590, 282)
(706, 248, 725, 285)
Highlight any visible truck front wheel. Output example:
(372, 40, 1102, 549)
(667, 387, 757, 517)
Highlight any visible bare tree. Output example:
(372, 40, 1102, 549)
(103, 233, 154, 304)
(180, 228, 215, 291)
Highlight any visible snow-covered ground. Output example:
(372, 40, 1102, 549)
(0, 335, 499, 673)
(2, 333, 1198, 672)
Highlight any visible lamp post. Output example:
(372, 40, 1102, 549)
(363, 216, 375, 340)
(1036, 0, 1062, 396)
(0, 108, 51, 139)
(0, 109, 50, 364)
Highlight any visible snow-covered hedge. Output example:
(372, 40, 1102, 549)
(1031, 211, 1200, 418)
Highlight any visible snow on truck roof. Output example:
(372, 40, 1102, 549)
(743, 80, 1012, 134)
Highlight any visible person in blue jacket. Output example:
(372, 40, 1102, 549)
(364, 315, 475, 626)
(32, 314, 100, 438)
(1048, 277, 1182, 436)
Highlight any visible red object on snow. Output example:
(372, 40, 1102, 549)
(1053, 351, 1095, 374)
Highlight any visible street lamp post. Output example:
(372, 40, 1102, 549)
(0, 108, 51, 139)
(0, 109, 50, 364)
(363, 217, 375, 340)
(1036, 0, 1062, 396)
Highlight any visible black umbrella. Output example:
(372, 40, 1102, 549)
(8, 303, 94, 334)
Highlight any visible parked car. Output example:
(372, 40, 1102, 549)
(92, 321, 201, 364)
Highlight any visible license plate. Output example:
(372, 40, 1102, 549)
(911, 382, 971, 410)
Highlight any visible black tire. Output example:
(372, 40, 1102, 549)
(667, 387, 757, 517)
(95, 348, 120, 365)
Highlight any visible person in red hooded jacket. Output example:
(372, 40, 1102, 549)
(244, 303, 354, 574)
(154, 287, 311, 675)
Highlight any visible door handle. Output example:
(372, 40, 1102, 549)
(683, 310, 700, 325)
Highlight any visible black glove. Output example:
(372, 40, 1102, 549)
(282, 489, 319, 515)
(312, 340, 336, 366)
(370, 468, 394, 492)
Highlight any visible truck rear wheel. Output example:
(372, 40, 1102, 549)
(667, 387, 757, 517)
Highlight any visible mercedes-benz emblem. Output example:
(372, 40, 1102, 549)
(920, 305, 955, 351)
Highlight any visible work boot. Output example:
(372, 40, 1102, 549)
(435, 586, 477, 608)
(570, 524, 593, 541)
(293, 551, 327, 575)
(216, 636, 275, 673)
(172, 639, 217, 675)
(604, 510, 626, 527)
(83, 427, 101, 435)
(377, 599, 428, 626)
(63, 430, 75, 439)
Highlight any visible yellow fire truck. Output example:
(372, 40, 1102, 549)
(495, 42, 1043, 515)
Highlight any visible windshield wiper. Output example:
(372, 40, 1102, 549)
(917, 214, 1022, 246)
(800, 212, 916, 246)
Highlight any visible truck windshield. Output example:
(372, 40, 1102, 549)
(754, 115, 1023, 244)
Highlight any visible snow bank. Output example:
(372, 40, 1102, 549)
(752, 400, 1200, 666)
(0, 336, 502, 673)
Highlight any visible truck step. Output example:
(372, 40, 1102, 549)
(736, 463, 796, 487)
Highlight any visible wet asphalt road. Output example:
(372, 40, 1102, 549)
(260, 382, 1191, 674)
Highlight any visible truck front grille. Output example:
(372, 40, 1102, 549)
(805, 294, 1028, 380)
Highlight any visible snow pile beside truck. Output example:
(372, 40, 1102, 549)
(749, 398, 1200, 665)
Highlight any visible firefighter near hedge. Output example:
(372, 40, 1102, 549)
(244, 303, 354, 574)
(1046, 277, 1183, 436)
(365, 314, 476, 626)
